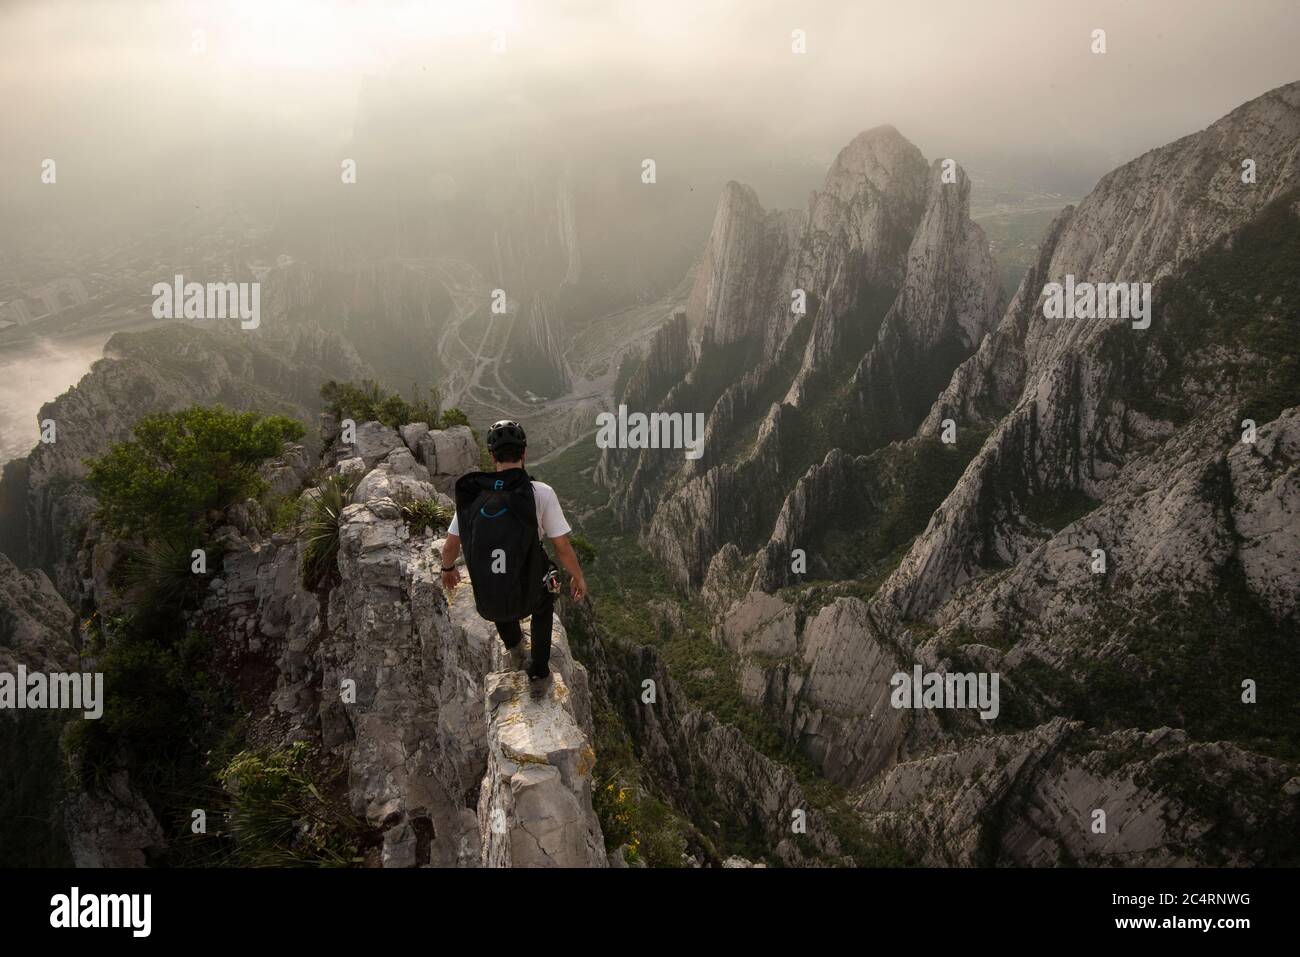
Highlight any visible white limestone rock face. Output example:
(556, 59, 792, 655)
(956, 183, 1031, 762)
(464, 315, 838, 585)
(336, 455, 368, 484)
(352, 447, 443, 507)
(417, 426, 480, 492)
(259, 443, 311, 499)
(892, 83, 1300, 621)
(399, 422, 430, 453)
(192, 469, 492, 867)
(567, 601, 855, 866)
(684, 180, 803, 357)
(1227, 409, 1300, 621)
(337, 421, 404, 470)
(323, 500, 490, 866)
(716, 86, 1300, 822)
(477, 668, 606, 868)
(855, 720, 1299, 866)
(722, 593, 944, 788)
(603, 127, 998, 591)
(449, 574, 604, 868)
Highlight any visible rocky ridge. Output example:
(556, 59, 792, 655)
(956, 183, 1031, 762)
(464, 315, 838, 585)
(600, 126, 1001, 591)
(8, 415, 607, 867)
(0, 321, 369, 598)
(672, 83, 1300, 864)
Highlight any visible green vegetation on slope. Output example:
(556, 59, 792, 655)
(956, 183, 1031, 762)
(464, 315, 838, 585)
(777, 428, 989, 598)
(213, 741, 376, 866)
(320, 378, 469, 431)
(544, 451, 909, 866)
(68, 405, 364, 865)
(87, 406, 305, 540)
(1101, 187, 1300, 430)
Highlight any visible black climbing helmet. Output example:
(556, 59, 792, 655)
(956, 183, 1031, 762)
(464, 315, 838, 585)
(486, 420, 527, 454)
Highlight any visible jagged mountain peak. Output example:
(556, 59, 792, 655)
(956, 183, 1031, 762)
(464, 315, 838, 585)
(717, 178, 766, 211)
(924, 156, 972, 208)
(823, 124, 927, 198)
(602, 116, 999, 592)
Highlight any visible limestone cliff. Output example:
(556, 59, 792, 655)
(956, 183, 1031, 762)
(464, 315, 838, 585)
(33, 419, 603, 868)
(7, 321, 369, 599)
(686, 82, 1300, 865)
(600, 127, 1000, 590)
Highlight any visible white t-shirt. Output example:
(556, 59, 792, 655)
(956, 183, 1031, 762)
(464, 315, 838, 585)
(447, 480, 572, 540)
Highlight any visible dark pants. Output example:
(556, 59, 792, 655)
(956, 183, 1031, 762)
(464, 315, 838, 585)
(496, 591, 553, 678)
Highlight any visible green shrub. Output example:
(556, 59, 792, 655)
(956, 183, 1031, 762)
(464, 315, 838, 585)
(320, 379, 443, 430)
(218, 741, 370, 866)
(593, 778, 638, 851)
(86, 406, 304, 540)
(320, 379, 382, 423)
(265, 493, 303, 532)
(569, 533, 596, 565)
(633, 792, 690, 867)
(591, 776, 689, 867)
(300, 475, 355, 589)
(1, 712, 73, 866)
(399, 497, 451, 536)
(439, 406, 470, 429)
(117, 534, 221, 613)
(67, 615, 232, 805)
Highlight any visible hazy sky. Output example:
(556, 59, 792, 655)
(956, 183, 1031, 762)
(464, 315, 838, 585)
(2, 0, 1297, 212)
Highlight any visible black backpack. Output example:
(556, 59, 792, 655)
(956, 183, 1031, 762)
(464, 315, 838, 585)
(453, 467, 548, 622)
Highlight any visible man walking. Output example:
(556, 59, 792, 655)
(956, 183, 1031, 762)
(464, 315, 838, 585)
(439, 420, 587, 684)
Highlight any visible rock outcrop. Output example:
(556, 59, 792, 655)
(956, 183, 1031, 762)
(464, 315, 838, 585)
(855, 720, 1300, 866)
(885, 81, 1300, 622)
(45, 420, 603, 868)
(562, 601, 854, 866)
(0, 551, 77, 676)
(478, 667, 605, 867)
(600, 126, 1000, 589)
(63, 770, 167, 868)
(415, 426, 480, 493)
(8, 321, 368, 599)
(678, 81, 1300, 867)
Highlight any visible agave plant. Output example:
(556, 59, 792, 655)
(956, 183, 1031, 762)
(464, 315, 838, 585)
(216, 741, 371, 867)
(117, 533, 220, 615)
(299, 474, 355, 589)
(398, 495, 452, 536)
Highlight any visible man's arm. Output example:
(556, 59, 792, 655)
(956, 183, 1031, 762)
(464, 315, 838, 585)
(440, 533, 462, 591)
(549, 534, 588, 602)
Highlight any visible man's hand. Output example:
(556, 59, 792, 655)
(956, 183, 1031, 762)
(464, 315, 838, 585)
(440, 534, 462, 593)
(440, 566, 462, 592)
(551, 534, 588, 603)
